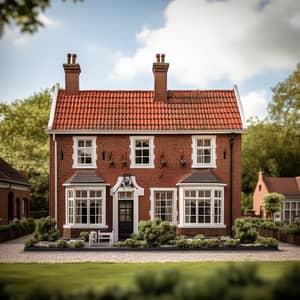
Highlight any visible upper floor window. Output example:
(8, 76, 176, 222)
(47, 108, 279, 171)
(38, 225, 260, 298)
(192, 136, 216, 168)
(130, 136, 154, 168)
(73, 136, 97, 168)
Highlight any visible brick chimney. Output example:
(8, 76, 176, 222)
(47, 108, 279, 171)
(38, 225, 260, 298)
(63, 53, 81, 95)
(152, 53, 169, 102)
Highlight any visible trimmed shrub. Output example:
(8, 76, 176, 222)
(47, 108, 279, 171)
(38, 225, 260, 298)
(57, 239, 68, 248)
(224, 238, 240, 247)
(33, 216, 59, 242)
(234, 217, 260, 243)
(137, 218, 176, 247)
(256, 237, 279, 249)
(193, 234, 205, 240)
(205, 238, 221, 248)
(176, 237, 190, 248)
(69, 240, 84, 248)
(0, 225, 10, 233)
(79, 231, 89, 242)
(24, 238, 38, 248)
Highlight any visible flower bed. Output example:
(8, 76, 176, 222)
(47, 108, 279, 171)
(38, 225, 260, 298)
(0, 218, 35, 243)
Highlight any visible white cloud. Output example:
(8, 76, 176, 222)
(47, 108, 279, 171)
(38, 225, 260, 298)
(2, 14, 61, 47)
(38, 13, 61, 28)
(112, 0, 300, 87)
(241, 89, 269, 120)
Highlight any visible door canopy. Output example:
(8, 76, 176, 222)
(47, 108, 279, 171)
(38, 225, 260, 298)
(110, 174, 144, 195)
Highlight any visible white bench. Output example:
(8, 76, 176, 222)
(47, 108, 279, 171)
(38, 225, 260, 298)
(89, 231, 114, 247)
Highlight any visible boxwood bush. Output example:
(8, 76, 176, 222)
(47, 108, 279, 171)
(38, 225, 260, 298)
(33, 216, 59, 242)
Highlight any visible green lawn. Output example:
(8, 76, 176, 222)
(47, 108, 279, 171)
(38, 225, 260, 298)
(0, 261, 299, 298)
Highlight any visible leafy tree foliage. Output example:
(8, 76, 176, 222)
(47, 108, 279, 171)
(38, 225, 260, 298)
(0, 89, 51, 213)
(0, 0, 80, 37)
(242, 63, 300, 211)
(263, 193, 284, 219)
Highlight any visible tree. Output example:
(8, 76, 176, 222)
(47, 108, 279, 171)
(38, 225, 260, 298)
(263, 193, 284, 219)
(0, 89, 51, 214)
(269, 63, 300, 127)
(242, 63, 300, 211)
(0, 0, 80, 37)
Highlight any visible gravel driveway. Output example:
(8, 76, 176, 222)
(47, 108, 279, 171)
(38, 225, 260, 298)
(0, 235, 300, 263)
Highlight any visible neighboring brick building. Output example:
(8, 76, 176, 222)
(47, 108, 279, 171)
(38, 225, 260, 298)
(253, 171, 300, 223)
(47, 53, 247, 239)
(0, 158, 30, 224)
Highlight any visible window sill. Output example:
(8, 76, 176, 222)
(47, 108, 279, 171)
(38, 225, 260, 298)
(178, 224, 226, 228)
(130, 164, 154, 169)
(63, 224, 109, 229)
(72, 165, 97, 169)
(191, 164, 216, 169)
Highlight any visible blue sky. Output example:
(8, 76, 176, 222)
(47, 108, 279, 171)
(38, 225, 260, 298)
(1, 0, 300, 120)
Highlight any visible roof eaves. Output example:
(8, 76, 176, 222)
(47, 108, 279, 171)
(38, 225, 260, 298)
(233, 84, 247, 131)
(47, 83, 60, 130)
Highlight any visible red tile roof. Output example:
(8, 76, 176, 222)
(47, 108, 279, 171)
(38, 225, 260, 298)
(264, 177, 300, 195)
(51, 89, 243, 131)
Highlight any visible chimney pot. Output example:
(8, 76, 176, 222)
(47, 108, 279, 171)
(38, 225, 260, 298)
(72, 54, 77, 64)
(152, 53, 169, 102)
(156, 53, 160, 63)
(63, 53, 81, 95)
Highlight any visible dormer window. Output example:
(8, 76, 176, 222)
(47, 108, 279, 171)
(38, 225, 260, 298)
(192, 136, 216, 168)
(73, 136, 97, 168)
(130, 136, 154, 168)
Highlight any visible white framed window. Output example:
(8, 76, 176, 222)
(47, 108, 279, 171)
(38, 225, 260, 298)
(178, 186, 225, 228)
(65, 187, 106, 228)
(192, 135, 216, 168)
(73, 136, 97, 168)
(130, 136, 154, 168)
(150, 188, 177, 223)
(282, 201, 300, 224)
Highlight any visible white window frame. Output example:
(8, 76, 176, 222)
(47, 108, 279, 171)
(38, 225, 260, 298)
(72, 136, 97, 169)
(282, 200, 300, 224)
(191, 135, 216, 168)
(64, 186, 108, 229)
(178, 185, 225, 228)
(150, 188, 177, 224)
(130, 136, 155, 168)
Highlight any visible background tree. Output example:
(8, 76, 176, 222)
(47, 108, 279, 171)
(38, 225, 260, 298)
(263, 193, 284, 219)
(242, 63, 300, 212)
(0, 89, 51, 216)
(0, 0, 81, 37)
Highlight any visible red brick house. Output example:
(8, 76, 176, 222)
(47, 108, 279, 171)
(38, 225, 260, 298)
(253, 171, 300, 223)
(47, 53, 247, 240)
(0, 158, 30, 224)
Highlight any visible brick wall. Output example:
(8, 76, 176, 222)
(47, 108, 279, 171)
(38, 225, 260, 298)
(0, 187, 30, 224)
(49, 133, 242, 237)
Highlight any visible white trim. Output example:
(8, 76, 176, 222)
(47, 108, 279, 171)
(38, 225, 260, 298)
(65, 186, 107, 227)
(53, 134, 58, 224)
(63, 183, 110, 187)
(129, 136, 155, 168)
(47, 129, 247, 135)
(47, 83, 59, 130)
(63, 224, 109, 229)
(72, 136, 97, 169)
(233, 84, 247, 130)
(110, 176, 144, 241)
(178, 224, 226, 228)
(178, 185, 225, 227)
(191, 135, 216, 168)
(0, 182, 10, 188)
(150, 188, 177, 224)
(177, 183, 227, 187)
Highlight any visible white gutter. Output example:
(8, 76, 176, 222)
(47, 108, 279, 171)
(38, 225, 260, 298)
(53, 133, 58, 224)
(233, 84, 247, 130)
(48, 83, 59, 130)
(46, 129, 247, 135)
